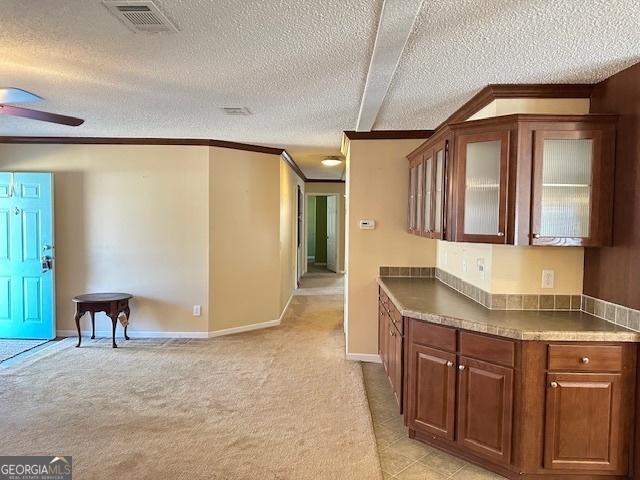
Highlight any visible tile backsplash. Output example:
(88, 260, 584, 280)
(379, 266, 640, 332)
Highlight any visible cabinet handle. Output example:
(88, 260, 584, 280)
(550, 381, 558, 388)
(581, 356, 590, 364)
(446, 361, 453, 367)
(497, 232, 504, 237)
(458, 365, 465, 371)
(389, 329, 395, 337)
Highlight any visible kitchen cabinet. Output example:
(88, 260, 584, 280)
(407, 114, 616, 246)
(407, 343, 456, 440)
(457, 356, 513, 464)
(378, 288, 404, 411)
(390, 305, 636, 479)
(407, 130, 452, 239)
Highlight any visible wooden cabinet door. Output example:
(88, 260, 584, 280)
(407, 344, 456, 440)
(457, 356, 513, 464)
(531, 128, 614, 246)
(455, 130, 510, 244)
(390, 323, 403, 410)
(544, 372, 626, 473)
(379, 303, 389, 374)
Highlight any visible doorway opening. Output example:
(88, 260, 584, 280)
(306, 194, 339, 274)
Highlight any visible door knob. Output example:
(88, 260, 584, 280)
(497, 232, 504, 237)
(550, 381, 558, 388)
(446, 361, 453, 367)
(458, 365, 465, 371)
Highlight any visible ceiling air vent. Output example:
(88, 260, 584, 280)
(221, 107, 252, 116)
(103, 0, 178, 33)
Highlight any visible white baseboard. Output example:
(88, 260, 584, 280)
(208, 319, 281, 338)
(58, 303, 293, 341)
(279, 293, 294, 321)
(57, 329, 209, 339)
(346, 352, 382, 363)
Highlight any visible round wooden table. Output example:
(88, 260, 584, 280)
(72, 293, 133, 348)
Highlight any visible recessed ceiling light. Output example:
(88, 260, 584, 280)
(321, 157, 343, 167)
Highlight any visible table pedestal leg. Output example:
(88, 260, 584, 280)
(124, 306, 131, 340)
(90, 312, 96, 339)
(74, 310, 83, 348)
(109, 313, 118, 348)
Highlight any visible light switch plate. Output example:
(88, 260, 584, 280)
(542, 270, 555, 289)
(359, 219, 375, 230)
(193, 305, 202, 316)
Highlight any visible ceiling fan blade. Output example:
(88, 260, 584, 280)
(0, 87, 42, 104)
(0, 105, 84, 126)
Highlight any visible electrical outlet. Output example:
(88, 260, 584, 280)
(477, 258, 485, 280)
(542, 270, 555, 289)
(193, 305, 202, 316)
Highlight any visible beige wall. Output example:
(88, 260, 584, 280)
(304, 182, 346, 273)
(0, 143, 301, 337)
(345, 138, 436, 356)
(208, 147, 283, 332)
(436, 241, 583, 294)
(0, 144, 210, 334)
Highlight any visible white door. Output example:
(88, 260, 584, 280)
(326, 195, 337, 272)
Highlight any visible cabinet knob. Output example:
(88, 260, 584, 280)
(550, 381, 558, 388)
(581, 356, 590, 364)
(446, 361, 453, 367)
(458, 365, 465, 371)
(533, 233, 541, 239)
(497, 232, 504, 237)
(389, 329, 395, 337)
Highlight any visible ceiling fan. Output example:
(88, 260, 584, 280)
(0, 87, 84, 126)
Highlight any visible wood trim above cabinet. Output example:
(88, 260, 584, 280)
(343, 130, 435, 140)
(445, 84, 595, 124)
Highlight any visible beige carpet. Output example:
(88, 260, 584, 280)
(0, 291, 381, 480)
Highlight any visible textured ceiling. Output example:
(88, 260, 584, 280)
(1, 0, 639, 180)
(377, 0, 640, 129)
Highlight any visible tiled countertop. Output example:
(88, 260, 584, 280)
(378, 277, 640, 342)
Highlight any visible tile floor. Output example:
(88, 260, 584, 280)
(362, 363, 506, 480)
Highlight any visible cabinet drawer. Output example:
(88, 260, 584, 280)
(459, 332, 515, 368)
(548, 344, 623, 372)
(409, 319, 456, 352)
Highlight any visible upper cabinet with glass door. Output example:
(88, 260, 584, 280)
(407, 129, 453, 240)
(529, 118, 616, 246)
(409, 114, 617, 247)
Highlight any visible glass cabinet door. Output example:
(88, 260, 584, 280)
(408, 163, 418, 231)
(456, 130, 509, 243)
(416, 161, 424, 233)
(433, 147, 445, 238)
(532, 130, 600, 245)
(423, 154, 433, 235)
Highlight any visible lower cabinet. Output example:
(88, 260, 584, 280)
(457, 356, 513, 464)
(399, 315, 637, 479)
(378, 290, 403, 411)
(544, 372, 625, 473)
(407, 343, 456, 440)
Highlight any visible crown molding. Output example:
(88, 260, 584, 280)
(445, 83, 595, 124)
(343, 130, 435, 140)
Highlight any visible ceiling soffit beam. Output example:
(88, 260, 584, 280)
(355, 0, 424, 132)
